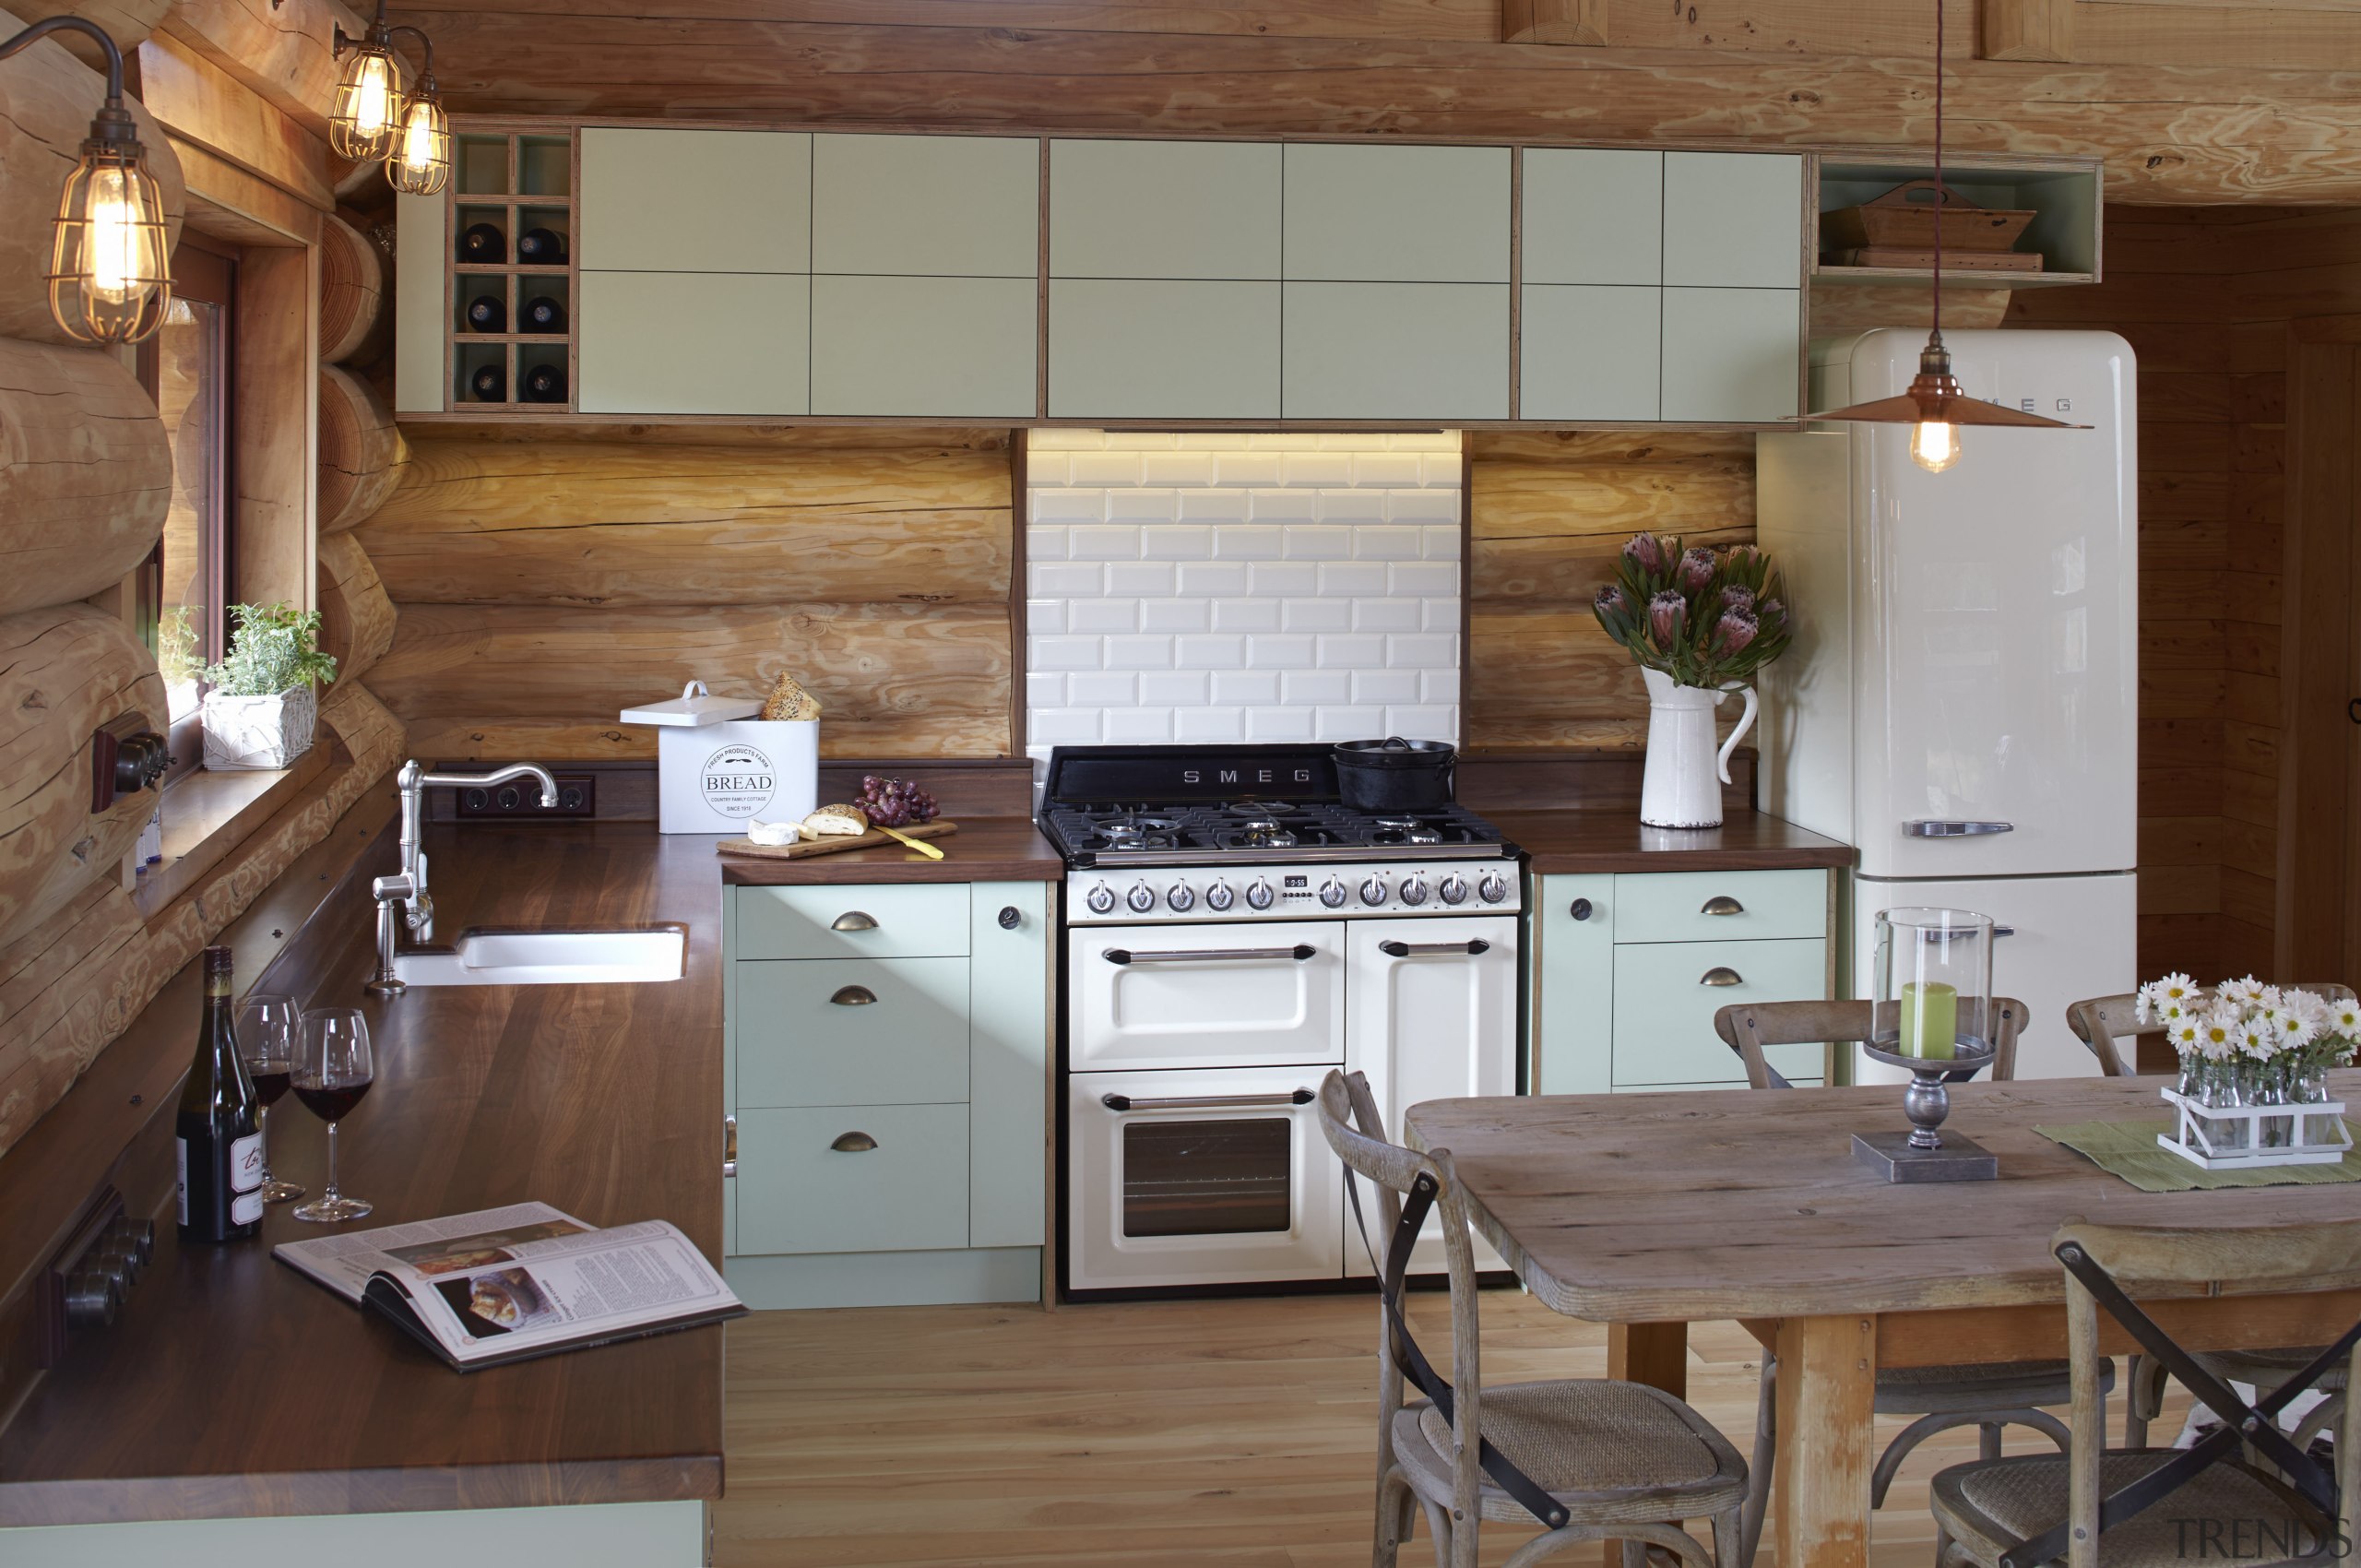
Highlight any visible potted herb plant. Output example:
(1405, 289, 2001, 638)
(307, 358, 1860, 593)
(1594, 535, 1793, 828)
(199, 603, 338, 771)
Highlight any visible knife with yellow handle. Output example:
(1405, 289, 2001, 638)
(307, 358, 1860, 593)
(876, 824, 946, 860)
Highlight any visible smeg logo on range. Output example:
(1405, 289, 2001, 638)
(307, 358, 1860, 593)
(1178, 766, 1316, 787)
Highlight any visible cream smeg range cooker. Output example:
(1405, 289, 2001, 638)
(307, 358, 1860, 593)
(1037, 744, 1523, 1296)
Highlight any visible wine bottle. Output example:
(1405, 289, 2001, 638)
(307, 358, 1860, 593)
(457, 221, 506, 265)
(469, 362, 507, 402)
(521, 294, 566, 334)
(465, 293, 506, 334)
(176, 946, 262, 1244)
(522, 362, 566, 403)
(516, 226, 567, 265)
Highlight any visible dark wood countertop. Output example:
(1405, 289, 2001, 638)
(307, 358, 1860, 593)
(0, 821, 728, 1527)
(1496, 809, 1855, 875)
(718, 816, 1062, 885)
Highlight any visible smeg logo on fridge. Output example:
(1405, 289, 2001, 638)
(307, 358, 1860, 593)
(1180, 767, 1315, 786)
(700, 742, 777, 817)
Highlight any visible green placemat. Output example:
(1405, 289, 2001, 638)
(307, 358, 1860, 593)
(2035, 1117, 2361, 1194)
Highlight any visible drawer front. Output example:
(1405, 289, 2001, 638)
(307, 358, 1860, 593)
(737, 956, 972, 1109)
(736, 883, 971, 960)
(734, 1104, 970, 1255)
(1610, 869, 1826, 945)
(1610, 937, 1827, 1087)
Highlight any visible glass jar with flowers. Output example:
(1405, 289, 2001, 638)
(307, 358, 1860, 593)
(2139, 974, 2357, 1167)
(1593, 536, 1793, 829)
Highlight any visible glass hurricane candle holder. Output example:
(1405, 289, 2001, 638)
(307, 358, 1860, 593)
(1857, 909, 2000, 1182)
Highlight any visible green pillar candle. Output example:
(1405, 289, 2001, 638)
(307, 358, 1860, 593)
(1899, 980, 1957, 1060)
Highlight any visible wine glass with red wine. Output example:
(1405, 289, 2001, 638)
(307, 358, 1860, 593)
(236, 992, 304, 1204)
(292, 1008, 374, 1223)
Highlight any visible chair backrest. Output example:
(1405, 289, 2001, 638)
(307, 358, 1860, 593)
(1714, 996, 2028, 1088)
(2069, 983, 2358, 1078)
(2039, 1218, 2361, 1568)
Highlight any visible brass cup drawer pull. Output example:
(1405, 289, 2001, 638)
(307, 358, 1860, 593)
(830, 910, 879, 932)
(1700, 967, 1745, 988)
(829, 984, 878, 1006)
(1701, 895, 1746, 916)
(723, 1113, 738, 1179)
(830, 1131, 879, 1153)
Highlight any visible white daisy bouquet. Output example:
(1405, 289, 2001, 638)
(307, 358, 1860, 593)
(2138, 973, 2359, 1079)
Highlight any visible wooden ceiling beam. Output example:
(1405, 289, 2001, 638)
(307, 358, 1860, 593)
(1981, 0, 2074, 61)
(1502, 0, 1606, 45)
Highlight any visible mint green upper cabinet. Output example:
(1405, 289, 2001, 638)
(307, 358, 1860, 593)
(1660, 287, 1801, 422)
(1519, 284, 1660, 422)
(812, 275, 1038, 418)
(1521, 148, 1663, 287)
(1281, 144, 1511, 283)
(1283, 282, 1509, 421)
(1661, 151, 1804, 290)
(812, 134, 1039, 278)
(578, 128, 811, 274)
(1050, 139, 1282, 280)
(577, 271, 810, 415)
(1049, 279, 1282, 420)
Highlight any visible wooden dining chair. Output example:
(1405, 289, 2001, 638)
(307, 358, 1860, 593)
(1710, 997, 2095, 1560)
(1313, 1068, 1751, 1568)
(1928, 1217, 2361, 1568)
(2066, 983, 2356, 1448)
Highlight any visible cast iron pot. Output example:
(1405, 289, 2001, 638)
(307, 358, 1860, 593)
(1332, 737, 1457, 814)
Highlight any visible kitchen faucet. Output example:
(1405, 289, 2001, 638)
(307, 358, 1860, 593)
(366, 759, 559, 995)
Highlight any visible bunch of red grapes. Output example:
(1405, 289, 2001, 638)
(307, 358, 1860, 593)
(856, 775, 940, 827)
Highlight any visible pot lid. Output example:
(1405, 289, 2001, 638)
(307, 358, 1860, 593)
(1333, 736, 1456, 763)
(620, 680, 765, 728)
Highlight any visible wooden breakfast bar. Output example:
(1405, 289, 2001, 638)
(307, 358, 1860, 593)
(1406, 1071, 2361, 1568)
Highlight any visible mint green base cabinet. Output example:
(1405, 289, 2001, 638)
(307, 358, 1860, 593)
(723, 881, 1050, 1309)
(0, 1503, 705, 1568)
(1531, 869, 1833, 1096)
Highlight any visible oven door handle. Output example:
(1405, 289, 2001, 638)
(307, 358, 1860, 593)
(1377, 938, 1492, 958)
(1102, 944, 1318, 966)
(1100, 1088, 1316, 1112)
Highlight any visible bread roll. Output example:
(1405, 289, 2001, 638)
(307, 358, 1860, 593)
(803, 803, 870, 837)
(760, 672, 822, 722)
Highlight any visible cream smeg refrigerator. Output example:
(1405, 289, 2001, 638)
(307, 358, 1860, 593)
(1759, 328, 2138, 1081)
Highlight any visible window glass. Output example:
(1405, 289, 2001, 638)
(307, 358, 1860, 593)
(152, 292, 227, 723)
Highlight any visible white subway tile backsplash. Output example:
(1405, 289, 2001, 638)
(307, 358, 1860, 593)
(1026, 432, 1463, 758)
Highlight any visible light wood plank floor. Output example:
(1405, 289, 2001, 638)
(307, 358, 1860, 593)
(719, 1290, 2185, 1568)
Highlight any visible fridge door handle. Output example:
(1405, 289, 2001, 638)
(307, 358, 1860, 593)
(1903, 820, 2015, 838)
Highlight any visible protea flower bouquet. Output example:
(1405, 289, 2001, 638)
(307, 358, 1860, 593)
(2138, 973, 2358, 1161)
(1593, 534, 1793, 688)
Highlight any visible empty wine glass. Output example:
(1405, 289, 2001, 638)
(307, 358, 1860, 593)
(292, 1007, 374, 1223)
(236, 992, 304, 1204)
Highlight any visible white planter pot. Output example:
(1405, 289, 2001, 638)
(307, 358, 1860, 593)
(202, 683, 318, 771)
(1638, 667, 1758, 829)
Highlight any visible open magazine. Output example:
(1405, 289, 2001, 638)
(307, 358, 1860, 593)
(274, 1202, 745, 1372)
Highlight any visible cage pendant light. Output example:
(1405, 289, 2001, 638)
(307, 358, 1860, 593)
(1798, 0, 2086, 469)
(383, 28, 450, 196)
(330, 0, 406, 161)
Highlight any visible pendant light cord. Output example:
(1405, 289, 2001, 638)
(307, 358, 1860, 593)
(1932, 0, 1944, 345)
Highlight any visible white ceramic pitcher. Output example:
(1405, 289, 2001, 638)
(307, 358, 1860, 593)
(1639, 667, 1758, 828)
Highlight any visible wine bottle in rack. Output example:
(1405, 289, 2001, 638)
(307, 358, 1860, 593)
(465, 293, 506, 334)
(469, 362, 508, 402)
(521, 294, 566, 334)
(522, 362, 567, 403)
(457, 221, 506, 264)
(516, 227, 568, 265)
(176, 946, 262, 1244)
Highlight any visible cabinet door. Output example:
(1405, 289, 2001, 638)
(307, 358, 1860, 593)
(1660, 288, 1801, 422)
(1050, 139, 1282, 280)
(736, 956, 973, 1109)
(1283, 282, 1509, 421)
(1662, 151, 1804, 290)
(1611, 869, 1828, 944)
(1282, 143, 1511, 283)
(578, 127, 812, 274)
(1048, 279, 1281, 420)
(1610, 937, 1828, 1088)
(735, 1104, 970, 1255)
(1521, 148, 1662, 287)
(735, 882, 972, 961)
(1533, 873, 1615, 1096)
(812, 275, 1038, 418)
(1520, 284, 1660, 422)
(969, 884, 1049, 1250)
(577, 271, 809, 415)
(394, 192, 447, 412)
(813, 133, 1039, 278)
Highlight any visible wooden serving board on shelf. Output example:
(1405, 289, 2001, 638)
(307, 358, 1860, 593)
(717, 821, 958, 861)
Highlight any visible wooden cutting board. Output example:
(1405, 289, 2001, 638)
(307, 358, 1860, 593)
(716, 820, 958, 861)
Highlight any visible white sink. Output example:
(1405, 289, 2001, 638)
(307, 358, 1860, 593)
(394, 927, 687, 987)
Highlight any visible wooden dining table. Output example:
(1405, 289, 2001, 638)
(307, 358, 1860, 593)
(1404, 1069, 2361, 1568)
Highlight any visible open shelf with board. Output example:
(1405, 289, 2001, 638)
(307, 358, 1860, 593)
(1811, 150, 2102, 289)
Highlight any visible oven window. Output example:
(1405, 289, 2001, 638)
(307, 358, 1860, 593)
(1122, 1118, 1293, 1237)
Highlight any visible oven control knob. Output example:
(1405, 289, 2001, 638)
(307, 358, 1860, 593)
(1399, 876, 1430, 907)
(1318, 877, 1347, 909)
(1477, 872, 1509, 905)
(1246, 879, 1275, 910)
(1204, 880, 1235, 911)
(1167, 882, 1195, 912)
(1359, 876, 1388, 908)
(1438, 873, 1468, 906)
(1086, 883, 1117, 915)
(1126, 883, 1156, 913)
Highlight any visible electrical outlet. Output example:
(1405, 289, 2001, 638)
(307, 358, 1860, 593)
(454, 772, 597, 820)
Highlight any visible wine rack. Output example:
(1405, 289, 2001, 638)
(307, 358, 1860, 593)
(444, 126, 576, 413)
